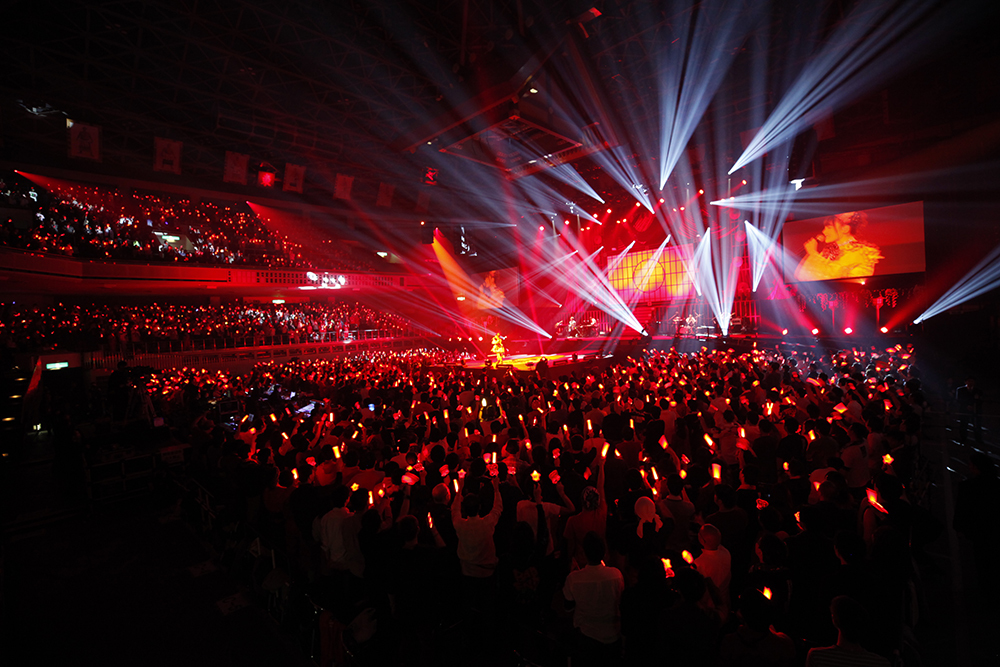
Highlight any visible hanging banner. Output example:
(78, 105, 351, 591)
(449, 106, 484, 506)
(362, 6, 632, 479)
(223, 151, 249, 184)
(153, 137, 183, 174)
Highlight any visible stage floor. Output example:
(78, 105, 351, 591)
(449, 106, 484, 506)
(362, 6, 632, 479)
(460, 352, 605, 372)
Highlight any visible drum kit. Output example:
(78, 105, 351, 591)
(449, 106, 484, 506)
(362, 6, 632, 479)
(555, 316, 598, 338)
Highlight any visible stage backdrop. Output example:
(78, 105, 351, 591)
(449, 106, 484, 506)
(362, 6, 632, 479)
(783, 201, 925, 283)
(608, 245, 695, 303)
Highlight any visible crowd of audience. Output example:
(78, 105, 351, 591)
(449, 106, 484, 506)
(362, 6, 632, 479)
(130, 341, 931, 665)
(0, 175, 376, 271)
(0, 301, 417, 352)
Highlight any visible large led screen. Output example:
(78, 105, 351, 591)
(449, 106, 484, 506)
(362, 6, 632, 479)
(783, 201, 925, 283)
(608, 245, 695, 303)
(472, 268, 519, 310)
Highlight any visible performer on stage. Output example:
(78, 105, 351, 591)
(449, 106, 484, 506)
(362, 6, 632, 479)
(491, 332, 506, 365)
(794, 210, 883, 282)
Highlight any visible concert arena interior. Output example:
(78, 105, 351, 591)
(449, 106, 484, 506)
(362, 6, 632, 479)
(2, 1, 1000, 665)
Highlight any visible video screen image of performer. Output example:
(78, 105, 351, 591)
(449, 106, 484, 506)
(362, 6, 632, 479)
(793, 210, 883, 282)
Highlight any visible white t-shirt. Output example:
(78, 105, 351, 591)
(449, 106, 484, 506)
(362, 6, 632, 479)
(695, 545, 732, 592)
(563, 564, 624, 644)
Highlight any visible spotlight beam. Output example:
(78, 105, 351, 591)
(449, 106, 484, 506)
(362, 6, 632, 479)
(731, 0, 963, 173)
(915, 243, 1000, 323)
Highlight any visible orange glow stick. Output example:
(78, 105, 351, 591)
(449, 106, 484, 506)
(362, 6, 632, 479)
(711, 463, 722, 480)
(762, 587, 772, 600)
(883, 453, 894, 465)
(682, 550, 694, 564)
(867, 488, 888, 513)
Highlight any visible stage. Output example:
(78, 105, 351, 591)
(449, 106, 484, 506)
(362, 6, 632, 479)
(436, 328, 911, 370)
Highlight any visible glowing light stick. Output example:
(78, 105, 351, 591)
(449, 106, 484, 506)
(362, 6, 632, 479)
(867, 488, 888, 513)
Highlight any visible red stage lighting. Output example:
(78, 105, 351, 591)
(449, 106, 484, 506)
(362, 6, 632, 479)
(880, 326, 889, 334)
(742, 180, 747, 185)
(539, 225, 544, 231)
(698, 189, 704, 195)
(844, 327, 853, 335)
(781, 329, 788, 335)
(811, 328, 820, 335)
(257, 171, 275, 187)
(564, 220, 570, 225)
(606, 208, 612, 213)
(635, 202, 641, 207)
(659, 198, 664, 203)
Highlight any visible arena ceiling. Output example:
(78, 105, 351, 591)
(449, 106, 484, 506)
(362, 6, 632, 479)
(1, 0, 998, 260)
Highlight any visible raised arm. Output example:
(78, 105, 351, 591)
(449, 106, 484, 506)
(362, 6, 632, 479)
(487, 476, 503, 524)
(555, 482, 575, 514)
(451, 474, 464, 523)
(596, 452, 607, 509)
